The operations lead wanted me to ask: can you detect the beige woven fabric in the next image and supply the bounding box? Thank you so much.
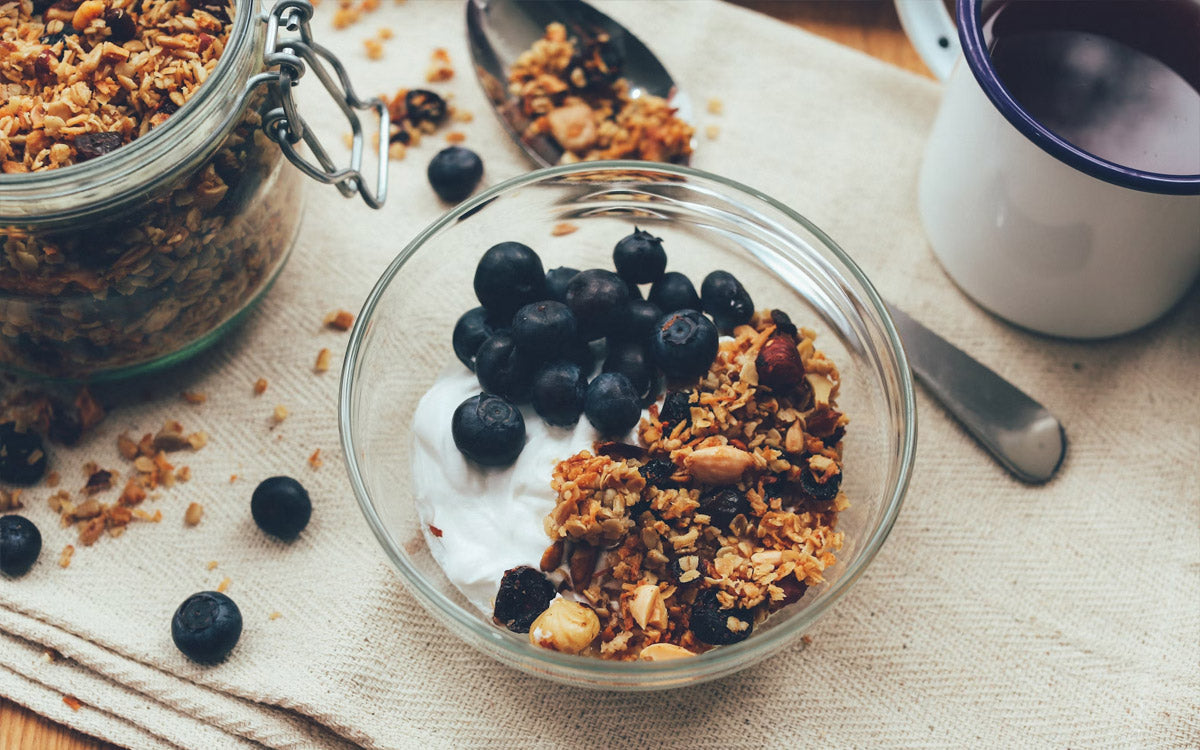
[2,1,1198,748]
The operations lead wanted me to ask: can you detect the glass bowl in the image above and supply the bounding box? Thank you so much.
[339,162,916,689]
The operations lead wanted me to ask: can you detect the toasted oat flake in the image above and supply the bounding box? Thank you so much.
[551,222,579,237]
[314,348,332,373]
[324,309,355,331]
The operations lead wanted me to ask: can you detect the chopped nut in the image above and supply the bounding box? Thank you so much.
[272,405,289,423]
[683,445,755,484]
[639,642,696,661]
[186,432,208,450]
[629,584,669,630]
[206,560,218,571]
[217,576,231,593]
[184,502,203,526]
[706,97,724,115]
[58,545,74,568]
[806,372,835,406]
[314,348,332,373]
[539,541,564,572]
[78,517,105,546]
[117,434,139,460]
[551,222,579,237]
[176,466,191,482]
[445,131,466,144]
[324,310,355,331]
[181,391,207,405]
[153,422,193,452]
[364,39,383,60]
[0,489,22,512]
[133,456,156,474]
[62,695,83,711]
[254,378,269,395]
[268,611,282,621]
[528,598,599,654]
[308,448,323,470]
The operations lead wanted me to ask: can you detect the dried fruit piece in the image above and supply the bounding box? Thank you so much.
[73,132,122,162]
[689,589,753,646]
[493,565,556,633]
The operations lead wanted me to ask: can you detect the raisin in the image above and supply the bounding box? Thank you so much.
[103,8,136,43]
[47,400,82,446]
[404,89,447,126]
[698,487,751,532]
[38,26,77,46]
[73,132,123,161]
[658,390,691,430]
[770,309,798,338]
[493,566,556,633]
[33,51,54,85]
[798,458,842,502]
[0,422,48,486]
[689,589,753,646]
[639,457,677,488]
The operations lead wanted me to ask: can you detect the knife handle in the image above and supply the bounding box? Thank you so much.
[885,304,1067,483]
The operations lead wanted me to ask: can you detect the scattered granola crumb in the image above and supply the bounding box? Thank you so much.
[181,391,207,405]
[206,560,219,571]
[184,502,204,526]
[314,348,332,373]
[428,524,443,538]
[117,434,139,460]
[269,611,282,621]
[254,378,269,396]
[45,471,59,488]
[308,448,323,470]
[75,388,105,431]
[551,222,579,237]
[40,648,60,663]
[801,634,814,645]
[83,469,115,495]
[426,47,454,82]
[377,26,393,39]
[705,125,720,140]
[272,405,289,424]
[62,695,82,711]
[707,97,724,115]
[324,310,355,331]
[187,431,208,450]
[453,109,474,123]
[217,576,231,593]
[364,38,384,60]
[58,545,74,568]
[445,131,466,144]
[0,489,22,511]
[229,474,238,484]
[176,466,191,482]
[387,142,407,160]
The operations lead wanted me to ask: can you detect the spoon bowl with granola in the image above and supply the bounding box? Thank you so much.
[340,162,915,689]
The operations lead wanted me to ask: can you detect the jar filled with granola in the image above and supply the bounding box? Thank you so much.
[0,0,387,379]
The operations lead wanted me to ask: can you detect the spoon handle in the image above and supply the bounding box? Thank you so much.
[885,303,1067,484]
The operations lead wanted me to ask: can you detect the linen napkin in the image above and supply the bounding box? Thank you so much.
[2,1,1197,748]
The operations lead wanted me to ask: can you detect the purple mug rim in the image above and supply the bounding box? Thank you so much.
[957,0,1200,196]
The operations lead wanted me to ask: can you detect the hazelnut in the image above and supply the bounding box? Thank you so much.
[629,584,669,630]
[639,643,696,661]
[529,598,600,654]
[683,445,755,484]
[755,335,805,389]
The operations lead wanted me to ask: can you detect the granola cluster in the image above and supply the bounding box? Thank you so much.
[536,311,848,659]
[506,22,693,164]
[0,0,305,378]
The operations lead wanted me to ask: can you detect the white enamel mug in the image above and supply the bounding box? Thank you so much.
[896,0,1200,339]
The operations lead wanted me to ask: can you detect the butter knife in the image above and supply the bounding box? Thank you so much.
[886,303,1067,483]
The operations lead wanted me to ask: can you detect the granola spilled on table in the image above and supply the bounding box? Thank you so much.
[506,22,693,164]
[517,310,848,660]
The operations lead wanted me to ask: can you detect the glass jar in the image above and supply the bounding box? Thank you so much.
[0,0,386,380]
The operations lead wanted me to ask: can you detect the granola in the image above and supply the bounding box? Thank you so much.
[536,311,847,659]
[506,23,693,164]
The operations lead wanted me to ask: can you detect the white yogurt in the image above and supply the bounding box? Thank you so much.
[410,364,637,616]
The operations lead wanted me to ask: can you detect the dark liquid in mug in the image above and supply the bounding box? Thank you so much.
[984,0,1200,175]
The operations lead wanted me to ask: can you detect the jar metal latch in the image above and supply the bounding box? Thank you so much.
[247,0,389,208]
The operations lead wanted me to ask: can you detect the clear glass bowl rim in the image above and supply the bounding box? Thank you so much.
[338,160,917,685]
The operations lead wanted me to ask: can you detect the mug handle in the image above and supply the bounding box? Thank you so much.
[893,0,960,81]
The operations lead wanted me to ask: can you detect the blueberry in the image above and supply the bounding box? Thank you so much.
[689,588,753,646]
[452,393,526,466]
[799,459,842,502]
[512,301,577,361]
[584,372,641,436]
[171,591,243,663]
[562,338,598,375]
[612,300,662,345]
[648,271,701,313]
[0,422,47,486]
[565,269,630,341]
[699,487,751,532]
[474,332,537,402]
[493,565,556,633]
[427,146,483,203]
[251,476,312,540]
[639,457,678,488]
[452,307,500,372]
[603,340,656,401]
[544,266,579,303]
[658,390,693,430]
[473,242,546,320]
[613,227,667,284]
[531,361,588,427]
[0,515,41,577]
[624,278,644,300]
[701,270,754,331]
[651,309,719,380]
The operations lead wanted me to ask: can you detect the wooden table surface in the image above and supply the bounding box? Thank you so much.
[0,3,931,748]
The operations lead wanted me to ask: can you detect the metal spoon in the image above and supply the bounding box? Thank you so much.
[465,0,1066,483]
[466,0,691,167]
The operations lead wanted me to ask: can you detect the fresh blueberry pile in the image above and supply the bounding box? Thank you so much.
[450,228,755,467]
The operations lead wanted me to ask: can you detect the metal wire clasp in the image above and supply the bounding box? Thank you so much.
[254,0,388,208]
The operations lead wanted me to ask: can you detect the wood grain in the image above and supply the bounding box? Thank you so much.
[0,2,927,748]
